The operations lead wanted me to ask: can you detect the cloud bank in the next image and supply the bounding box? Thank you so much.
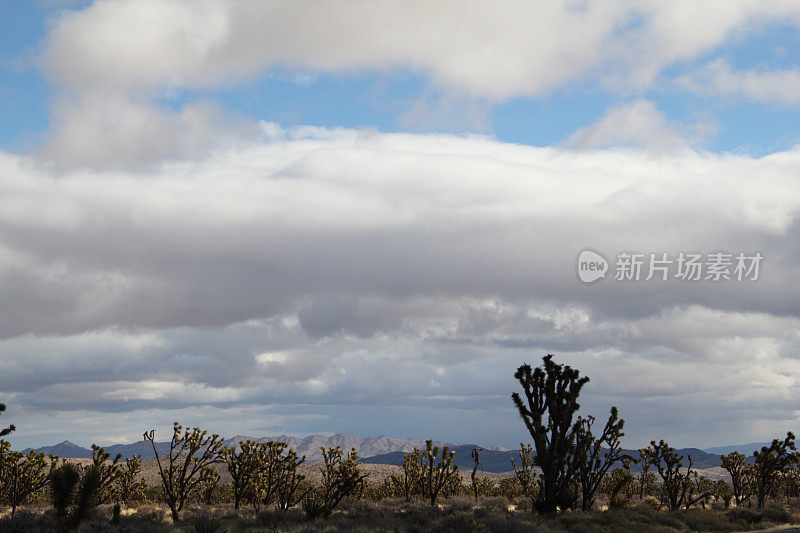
[2,126,800,447]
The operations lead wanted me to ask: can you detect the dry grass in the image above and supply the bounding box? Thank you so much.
[0,496,797,532]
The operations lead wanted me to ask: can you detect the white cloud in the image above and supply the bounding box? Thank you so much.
[676,59,800,105]
[44,1,800,99]
[37,0,800,167]
[564,99,693,150]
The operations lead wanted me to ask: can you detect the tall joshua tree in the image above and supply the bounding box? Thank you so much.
[512,354,628,513]
[512,354,588,514]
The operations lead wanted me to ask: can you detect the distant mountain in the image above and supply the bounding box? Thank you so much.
[24,440,93,458]
[224,434,449,462]
[364,445,521,473]
[22,435,722,470]
[23,439,172,460]
[703,442,770,457]
[22,434,504,462]
[363,445,725,473]
[103,440,172,459]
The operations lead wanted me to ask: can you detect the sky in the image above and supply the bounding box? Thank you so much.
[0,0,800,451]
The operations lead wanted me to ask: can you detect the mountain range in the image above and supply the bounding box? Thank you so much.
[363,446,728,473]
[22,434,770,473]
[23,434,506,462]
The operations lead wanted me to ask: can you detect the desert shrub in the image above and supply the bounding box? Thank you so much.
[50,463,80,517]
[49,463,109,529]
[430,511,487,533]
[191,511,224,533]
[362,478,394,501]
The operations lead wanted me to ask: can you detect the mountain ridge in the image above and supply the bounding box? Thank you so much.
[22,434,507,462]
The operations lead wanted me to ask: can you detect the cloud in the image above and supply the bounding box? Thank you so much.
[44,1,800,99]
[3,129,800,447]
[36,0,800,167]
[44,97,261,169]
[676,59,800,105]
[564,100,693,150]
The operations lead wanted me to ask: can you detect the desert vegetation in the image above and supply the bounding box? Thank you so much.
[1,355,800,531]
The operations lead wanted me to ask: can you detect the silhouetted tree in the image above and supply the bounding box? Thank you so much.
[470,447,482,502]
[422,440,458,507]
[224,440,263,510]
[721,451,753,506]
[511,354,588,513]
[641,439,710,511]
[752,432,797,509]
[575,407,631,510]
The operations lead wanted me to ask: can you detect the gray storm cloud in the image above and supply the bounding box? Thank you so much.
[2,127,800,447]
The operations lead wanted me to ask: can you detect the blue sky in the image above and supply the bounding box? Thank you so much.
[2,1,799,157]
[1,1,800,451]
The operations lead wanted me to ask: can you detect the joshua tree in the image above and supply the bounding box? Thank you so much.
[422,439,459,507]
[510,443,536,500]
[251,441,295,511]
[0,442,57,516]
[144,422,225,522]
[511,354,588,513]
[637,447,656,499]
[89,444,122,505]
[470,447,482,502]
[714,479,734,508]
[197,467,221,505]
[395,447,423,501]
[575,408,631,510]
[752,432,797,508]
[640,439,710,511]
[601,467,636,508]
[225,440,265,510]
[721,451,753,506]
[113,454,146,505]
[304,446,368,518]
[275,448,310,511]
